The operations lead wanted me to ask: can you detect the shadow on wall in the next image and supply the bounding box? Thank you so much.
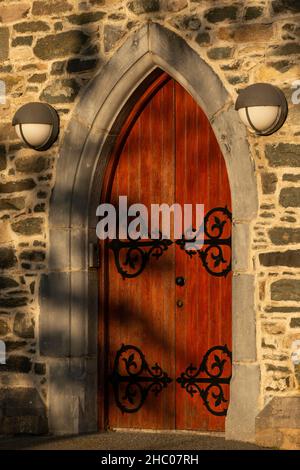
[0,3,113,436]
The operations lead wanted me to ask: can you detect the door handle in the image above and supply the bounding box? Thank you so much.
[176,276,185,286]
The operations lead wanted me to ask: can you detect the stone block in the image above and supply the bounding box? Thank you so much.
[40,272,71,357]
[12,36,33,47]
[20,250,45,262]
[161,0,188,12]
[48,228,87,272]
[245,6,264,20]
[66,58,99,73]
[0,3,30,23]
[270,42,300,55]
[0,276,18,289]
[256,396,300,449]
[0,319,9,336]
[0,28,9,61]
[283,174,300,182]
[15,156,50,173]
[218,24,273,42]
[32,0,72,16]
[34,362,46,375]
[0,179,36,193]
[207,47,234,60]
[34,31,89,60]
[227,75,248,85]
[226,363,260,442]
[51,61,66,75]
[2,355,32,373]
[232,274,256,361]
[40,270,88,358]
[205,6,238,23]
[195,32,210,45]
[5,341,27,352]
[259,250,300,268]
[261,172,277,194]
[265,305,300,313]
[28,73,47,83]
[13,313,34,339]
[104,24,126,53]
[272,0,300,14]
[0,388,48,435]
[280,187,300,208]
[265,144,300,167]
[268,59,291,72]
[0,145,6,171]
[11,217,44,236]
[47,357,97,435]
[271,279,300,301]
[290,318,300,328]
[171,14,201,31]
[269,227,300,245]
[232,222,250,272]
[127,0,160,14]
[0,297,28,308]
[40,79,80,104]
[13,21,50,33]
[68,11,105,25]
[0,248,17,269]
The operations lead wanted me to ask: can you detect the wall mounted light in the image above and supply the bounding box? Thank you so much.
[12,102,59,151]
[235,83,288,136]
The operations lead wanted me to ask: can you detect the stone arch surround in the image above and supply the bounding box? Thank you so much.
[40,23,259,442]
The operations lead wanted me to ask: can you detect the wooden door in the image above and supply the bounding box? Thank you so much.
[100,73,232,432]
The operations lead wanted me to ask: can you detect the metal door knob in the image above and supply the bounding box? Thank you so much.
[176,300,184,308]
[176,276,185,286]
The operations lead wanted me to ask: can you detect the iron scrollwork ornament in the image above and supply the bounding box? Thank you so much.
[176,207,232,277]
[108,233,173,279]
[176,345,232,416]
[110,344,172,413]
[108,207,231,279]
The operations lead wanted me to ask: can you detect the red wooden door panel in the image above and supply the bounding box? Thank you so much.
[174,82,232,432]
[106,78,176,430]
[101,74,232,432]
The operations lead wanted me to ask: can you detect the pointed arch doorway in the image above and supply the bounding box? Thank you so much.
[43,24,259,442]
[99,72,232,432]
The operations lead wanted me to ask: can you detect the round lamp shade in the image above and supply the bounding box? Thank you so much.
[235,83,288,136]
[12,102,59,151]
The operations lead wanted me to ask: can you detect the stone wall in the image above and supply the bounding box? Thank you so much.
[0,0,299,445]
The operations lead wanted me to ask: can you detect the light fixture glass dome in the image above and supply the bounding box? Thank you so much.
[12,102,59,151]
[15,123,53,149]
[238,105,280,133]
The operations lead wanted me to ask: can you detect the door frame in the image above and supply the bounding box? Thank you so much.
[41,23,259,442]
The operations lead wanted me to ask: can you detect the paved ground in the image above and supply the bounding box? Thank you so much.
[0,431,269,450]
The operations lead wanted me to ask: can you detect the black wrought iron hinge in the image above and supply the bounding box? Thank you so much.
[109,344,172,413]
[108,206,232,279]
[176,345,232,416]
